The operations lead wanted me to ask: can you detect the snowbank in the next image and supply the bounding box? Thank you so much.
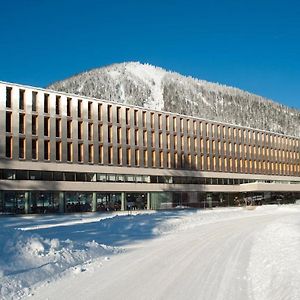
[248,214,300,300]
[0,205,299,299]
[0,226,119,299]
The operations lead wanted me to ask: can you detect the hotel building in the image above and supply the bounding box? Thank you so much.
[0,81,300,214]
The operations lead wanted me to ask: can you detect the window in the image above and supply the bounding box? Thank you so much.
[19,138,25,159]
[173,117,177,131]
[187,136,191,151]
[32,139,38,160]
[181,153,185,168]
[126,108,130,125]
[126,148,131,165]
[194,137,198,152]
[67,97,72,116]
[88,123,93,141]
[107,105,112,122]
[134,110,138,126]
[174,135,178,149]
[19,114,25,134]
[159,151,163,167]
[135,129,139,145]
[88,102,93,119]
[175,152,178,168]
[180,118,184,132]
[126,128,130,144]
[108,126,112,143]
[78,121,83,139]
[88,145,94,163]
[67,142,72,162]
[67,120,72,138]
[6,137,12,158]
[56,119,61,137]
[6,112,12,132]
[135,149,140,166]
[193,120,197,134]
[78,100,82,118]
[188,154,192,168]
[55,96,60,115]
[44,140,50,160]
[117,147,122,165]
[142,111,147,127]
[19,89,25,110]
[206,156,210,171]
[56,142,61,161]
[117,127,122,144]
[32,116,38,135]
[6,87,12,108]
[152,150,156,167]
[98,124,103,142]
[144,150,148,167]
[167,134,170,149]
[32,91,37,112]
[44,94,49,113]
[99,145,103,164]
[200,138,204,152]
[98,104,102,121]
[159,133,163,148]
[78,144,83,162]
[44,117,50,136]
[166,115,170,131]
[143,130,147,146]
[117,107,121,123]
[158,114,162,129]
[187,119,190,132]
[167,152,171,168]
[151,132,155,147]
[151,113,155,129]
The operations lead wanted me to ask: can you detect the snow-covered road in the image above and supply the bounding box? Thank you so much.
[25,206,300,300]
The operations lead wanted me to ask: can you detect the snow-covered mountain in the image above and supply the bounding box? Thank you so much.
[48,62,300,137]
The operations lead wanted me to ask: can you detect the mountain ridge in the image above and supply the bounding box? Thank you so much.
[48,62,300,137]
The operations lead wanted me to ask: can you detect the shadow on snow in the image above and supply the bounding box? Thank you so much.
[0,210,198,247]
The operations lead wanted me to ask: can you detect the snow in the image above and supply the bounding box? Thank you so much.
[0,206,300,299]
[124,62,166,110]
[107,62,167,110]
[248,213,300,300]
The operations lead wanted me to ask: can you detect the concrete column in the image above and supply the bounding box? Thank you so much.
[59,192,65,213]
[206,193,212,209]
[147,193,151,210]
[121,192,126,211]
[92,192,97,212]
[24,192,30,214]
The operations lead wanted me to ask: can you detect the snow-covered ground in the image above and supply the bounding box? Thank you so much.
[1,205,300,299]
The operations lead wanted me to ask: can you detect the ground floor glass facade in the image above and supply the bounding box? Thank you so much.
[0,190,299,214]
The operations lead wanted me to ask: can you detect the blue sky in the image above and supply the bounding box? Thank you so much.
[0,0,299,108]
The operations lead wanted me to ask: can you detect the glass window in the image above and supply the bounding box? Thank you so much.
[76,173,86,181]
[41,171,53,181]
[86,173,96,182]
[30,192,59,214]
[32,91,37,111]
[6,87,12,108]
[53,172,64,181]
[97,174,107,182]
[3,169,16,180]
[29,170,41,180]
[65,192,92,213]
[65,172,75,181]
[16,170,28,180]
